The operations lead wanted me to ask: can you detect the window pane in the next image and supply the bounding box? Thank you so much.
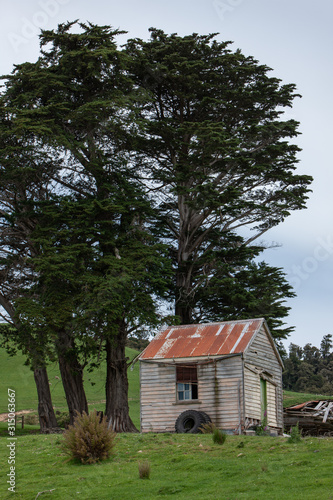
[177,382,198,401]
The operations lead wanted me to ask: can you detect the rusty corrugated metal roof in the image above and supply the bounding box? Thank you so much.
[285,401,317,411]
[140,318,264,360]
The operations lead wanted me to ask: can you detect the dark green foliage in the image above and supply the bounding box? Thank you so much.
[320,334,333,359]
[55,411,71,429]
[195,261,296,341]
[1,22,170,339]
[0,22,172,430]
[283,335,333,394]
[127,335,150,351]
[61,410,116,464]
[288,423,302,443]
[254,423,270,436]
[125,28,312,333]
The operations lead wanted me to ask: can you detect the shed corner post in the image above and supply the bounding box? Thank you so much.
[240,354,246,435]
[139,360,142,433]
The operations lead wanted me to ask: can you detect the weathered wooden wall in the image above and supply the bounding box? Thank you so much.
[243,325,283,429]
[140,356,244,433]
[243,365,261,421]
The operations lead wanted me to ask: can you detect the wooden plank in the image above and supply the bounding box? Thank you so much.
[323,402,333,423]
[314,401,326,411]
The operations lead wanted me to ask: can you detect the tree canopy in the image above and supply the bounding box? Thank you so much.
[125,28,312,328]
[283,335,333,394]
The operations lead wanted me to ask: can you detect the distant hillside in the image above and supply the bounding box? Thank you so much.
[0,347,140,416]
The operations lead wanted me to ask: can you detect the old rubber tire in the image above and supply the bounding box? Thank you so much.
[175,410,206,434]
[199,411,212,424]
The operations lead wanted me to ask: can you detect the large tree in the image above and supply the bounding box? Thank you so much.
[0,115,59,431]
[1,22,170,431]
[126,29,312,333]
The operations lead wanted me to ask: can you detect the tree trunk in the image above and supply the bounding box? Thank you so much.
[175,301,192,324]
[105,321,138,432]
[175,199,196,324]
[175,265,193,325]
[33,366,58,432]
[56,329,88,425]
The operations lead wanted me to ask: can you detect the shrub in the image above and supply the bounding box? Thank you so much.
[212,427,227,445]
[199,422,227,444]
[288,423,302,443]
[24,413,39,425]
[254,423,270,436]
[254,414,270,436]
[56,411,70,429]
[138,460,151,479]
[61,410,116,464]
[200,422,216,434]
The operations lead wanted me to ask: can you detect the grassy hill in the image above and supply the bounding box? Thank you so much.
[0,347,140,427]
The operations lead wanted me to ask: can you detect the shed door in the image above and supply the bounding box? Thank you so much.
[244,365,278,426]
[266,381,278,427]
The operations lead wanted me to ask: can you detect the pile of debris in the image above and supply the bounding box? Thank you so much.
[284,400,333,436]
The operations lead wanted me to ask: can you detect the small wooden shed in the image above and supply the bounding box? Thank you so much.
[139,318,284,434]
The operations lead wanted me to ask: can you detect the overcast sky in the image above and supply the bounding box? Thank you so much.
[1,0,332,351]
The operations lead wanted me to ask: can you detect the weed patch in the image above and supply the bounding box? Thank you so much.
[212,427,227,445]
[138,460,150,479]
[287,423,302,443]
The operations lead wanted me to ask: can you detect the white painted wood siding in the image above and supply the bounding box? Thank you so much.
[244,325,283,429]
[244,366,261,420]
[267,381,278,427]
[243,366,278,426]
[140,356,244,433]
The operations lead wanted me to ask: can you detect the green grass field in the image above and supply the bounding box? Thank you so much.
[0,348,332,499]
[1,430,333,499]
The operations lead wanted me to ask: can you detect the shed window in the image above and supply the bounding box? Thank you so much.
[176,365,198,401]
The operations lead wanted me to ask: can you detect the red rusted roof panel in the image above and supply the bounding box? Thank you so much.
[285,401,320,411]
[140,319,264,360]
